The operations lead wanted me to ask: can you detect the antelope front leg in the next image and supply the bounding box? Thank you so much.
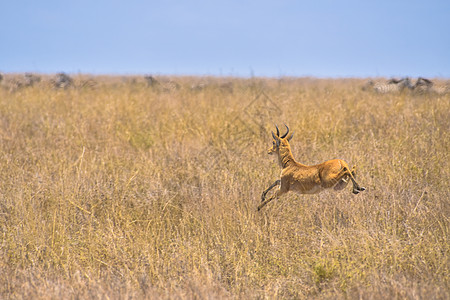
[261,179,280,202]
[258,193,277,211]
[258,187,286,211]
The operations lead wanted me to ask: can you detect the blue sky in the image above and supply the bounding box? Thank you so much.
[1,0,449,78]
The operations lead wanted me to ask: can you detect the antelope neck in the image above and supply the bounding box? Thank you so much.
[278,145,296,168]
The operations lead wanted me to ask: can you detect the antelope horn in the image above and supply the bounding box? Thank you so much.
[280,124,289,139]
[275,125,280,137]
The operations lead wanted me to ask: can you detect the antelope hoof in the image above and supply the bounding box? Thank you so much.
[359,187,366,192]
[352,189,360,195]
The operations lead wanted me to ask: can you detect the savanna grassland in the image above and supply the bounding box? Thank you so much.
[0,75,448,299]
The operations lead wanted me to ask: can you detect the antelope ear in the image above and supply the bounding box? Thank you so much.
[287,132,294,141]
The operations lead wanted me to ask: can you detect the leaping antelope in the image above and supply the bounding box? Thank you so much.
[258,125,366,211]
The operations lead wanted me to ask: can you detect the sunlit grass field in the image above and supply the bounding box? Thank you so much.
[0,76,448,299]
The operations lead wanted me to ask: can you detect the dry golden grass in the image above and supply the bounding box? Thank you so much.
[0,75,448,299]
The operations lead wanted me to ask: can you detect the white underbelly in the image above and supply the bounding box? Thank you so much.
[295,185,325,194]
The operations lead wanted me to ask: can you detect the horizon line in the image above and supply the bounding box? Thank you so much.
[1,70,449,80]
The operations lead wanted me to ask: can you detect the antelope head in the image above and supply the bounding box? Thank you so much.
[268,124,294,155]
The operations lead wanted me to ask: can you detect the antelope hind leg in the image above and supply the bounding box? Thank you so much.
[334,165,358,191]
[348,166,366,194]
[334,175,349,190]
